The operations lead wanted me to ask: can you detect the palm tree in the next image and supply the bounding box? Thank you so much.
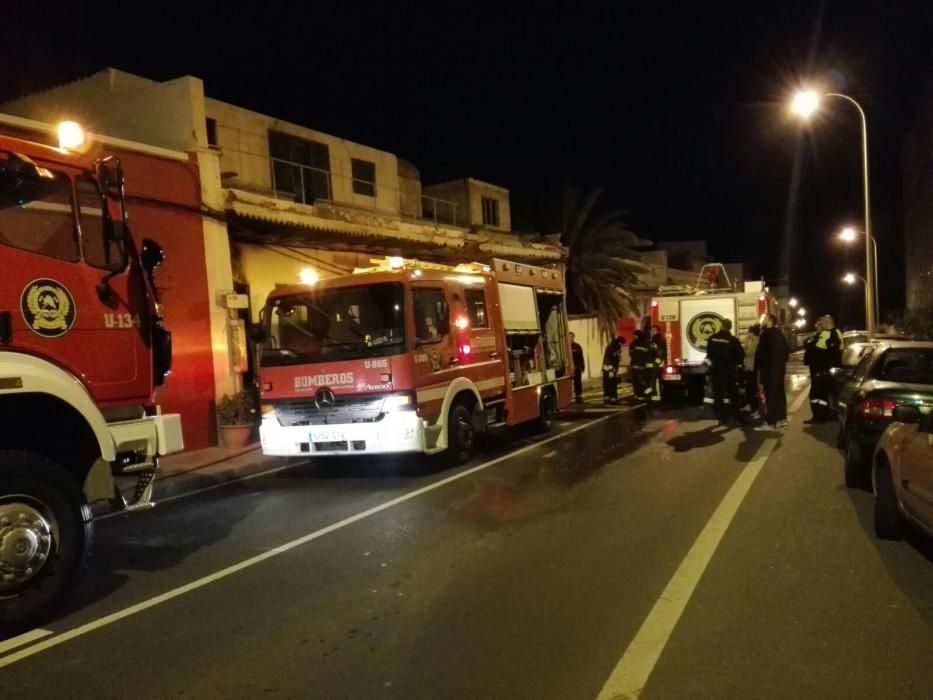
[523,187,648,338]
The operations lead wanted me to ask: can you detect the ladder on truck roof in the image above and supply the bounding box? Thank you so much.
[656,263,734,296]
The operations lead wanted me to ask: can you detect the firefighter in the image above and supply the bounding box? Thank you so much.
[805,315,843,424]
[631,330,659,404]
[706,318,745,425]
[650,325,667,402]
[601,336,624,405]
[754,313,789,430]
[569,332,586,404]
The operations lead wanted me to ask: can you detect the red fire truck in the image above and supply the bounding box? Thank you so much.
[649,264,776,401]
[257,257,572,463]
[0,126,182,629]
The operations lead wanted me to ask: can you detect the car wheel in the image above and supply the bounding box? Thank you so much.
[844,433,866,489]
[446,403,476,466]
[0,451,93,632]
[874,461,903,540]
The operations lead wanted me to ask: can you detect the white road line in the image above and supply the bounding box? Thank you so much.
[0,414,619,669]
[596,386,809,699]
[0,628,52,654]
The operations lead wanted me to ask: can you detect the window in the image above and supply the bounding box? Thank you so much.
[268,130,332,204]
[0,167,79,262]
[351,158,376,197]
[412,288,448,343]
[77,177,126,271]
[481,196,500,227]
[465,289,488,328]
[876,349,933,385]
[264,283,405,366]
[205,118,218,147]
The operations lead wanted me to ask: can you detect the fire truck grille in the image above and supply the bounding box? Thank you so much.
[274,396,385,427]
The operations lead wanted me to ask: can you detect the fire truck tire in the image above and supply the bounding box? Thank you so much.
[535,391,556,433]
[446,403,476,466]
[0,451,93,632]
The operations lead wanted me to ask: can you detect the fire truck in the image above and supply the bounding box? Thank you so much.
[256,257,572,463]
[0,125,182,629]
[649,264,776,402]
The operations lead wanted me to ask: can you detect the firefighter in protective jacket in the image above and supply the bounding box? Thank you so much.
[706,318,745,424]
[631,330,660,403]
[602,336,624,405]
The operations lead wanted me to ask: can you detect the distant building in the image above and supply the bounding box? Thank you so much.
[903,75,933,309]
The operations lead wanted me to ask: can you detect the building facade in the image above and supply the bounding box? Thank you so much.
[904,76,933,310]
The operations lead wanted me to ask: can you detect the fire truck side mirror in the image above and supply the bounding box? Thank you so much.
[140,238,165,273]
[248,325,267,344]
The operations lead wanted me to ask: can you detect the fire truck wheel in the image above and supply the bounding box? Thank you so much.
[0,451,93,631]
[446,403,476,466]
[535,391,556,433]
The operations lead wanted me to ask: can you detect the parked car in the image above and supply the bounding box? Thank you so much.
[837,341,933,488]
[843,330,870,349]
[830,341,878,418]
[872,403,933,539]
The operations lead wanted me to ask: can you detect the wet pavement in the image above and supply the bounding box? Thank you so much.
[3,384,933,698]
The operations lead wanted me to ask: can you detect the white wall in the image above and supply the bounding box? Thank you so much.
[568,316,630,381]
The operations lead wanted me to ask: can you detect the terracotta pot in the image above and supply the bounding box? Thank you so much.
[218,424,253,449]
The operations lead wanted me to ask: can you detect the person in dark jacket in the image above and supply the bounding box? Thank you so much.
[805,315,843,423]
[601,336,624,405]
[651,325,667,401]
[569,332,586,404]
[706,318,745,425]
[630,330,658,404]
[754,313,790,430]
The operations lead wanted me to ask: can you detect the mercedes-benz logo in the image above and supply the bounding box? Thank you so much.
[314,388,336,409]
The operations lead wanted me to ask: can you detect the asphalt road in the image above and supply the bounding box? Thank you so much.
[3,373,933,699]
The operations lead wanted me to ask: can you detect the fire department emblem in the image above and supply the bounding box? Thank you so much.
[20,279,76,338]
[686,311,724,352]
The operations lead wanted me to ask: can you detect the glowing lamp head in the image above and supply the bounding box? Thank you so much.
[839,227,858,243]
[460,344,472,357]
[797,308,806,317]
[299,267,319,285]
[388,256,404,269]
[842,272,857,285]
[790,90,820,119]
[651,300,659,308]
[788,297,798,308]
[454,316,469,330]
[57,121,85,150]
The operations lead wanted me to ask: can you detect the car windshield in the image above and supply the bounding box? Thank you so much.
[875,348,933,385]
[263,282,405,366]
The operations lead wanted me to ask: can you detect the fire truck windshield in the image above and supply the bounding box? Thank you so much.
[262,282,406,366]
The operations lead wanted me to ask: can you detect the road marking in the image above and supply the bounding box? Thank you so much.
[596,386,809,699]
[0,413,623,669]
[0,628,52,654]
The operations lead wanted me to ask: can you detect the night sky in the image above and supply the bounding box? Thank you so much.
[4,1,932,326]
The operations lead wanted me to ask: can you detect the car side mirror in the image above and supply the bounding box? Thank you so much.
[892,405,920,425]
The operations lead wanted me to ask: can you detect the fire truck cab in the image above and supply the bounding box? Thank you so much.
[0,128,182,629]
[649,264,776,402]
[257,257,573,463]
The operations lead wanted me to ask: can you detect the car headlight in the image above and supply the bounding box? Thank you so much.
[382,393,415,412]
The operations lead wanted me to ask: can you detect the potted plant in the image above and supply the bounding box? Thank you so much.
[216,390,257,449]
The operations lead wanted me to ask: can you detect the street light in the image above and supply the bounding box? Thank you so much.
[791,88,875,336]
[837,226,879,322]
[788,297,799,308]
[842,272,859,285]
[797,307,806,317]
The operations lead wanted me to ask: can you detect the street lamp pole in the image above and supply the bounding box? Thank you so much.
[827,93,875,336]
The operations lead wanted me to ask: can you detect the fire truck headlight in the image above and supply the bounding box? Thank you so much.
[260,404,276,419]
[58,121,85,150]
[382,393,415,412]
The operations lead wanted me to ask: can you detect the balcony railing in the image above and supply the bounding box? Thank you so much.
[216,146,460,227]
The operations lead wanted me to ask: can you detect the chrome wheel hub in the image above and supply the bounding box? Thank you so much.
[0,501,55,592]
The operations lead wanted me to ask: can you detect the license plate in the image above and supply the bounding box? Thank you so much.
[310,429,345,442]
[663,374,682,382]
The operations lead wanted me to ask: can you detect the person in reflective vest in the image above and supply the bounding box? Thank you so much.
[805,315,843,424]
[631,330,660,403]
[602,336,624,405]
[706,318,745,425]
